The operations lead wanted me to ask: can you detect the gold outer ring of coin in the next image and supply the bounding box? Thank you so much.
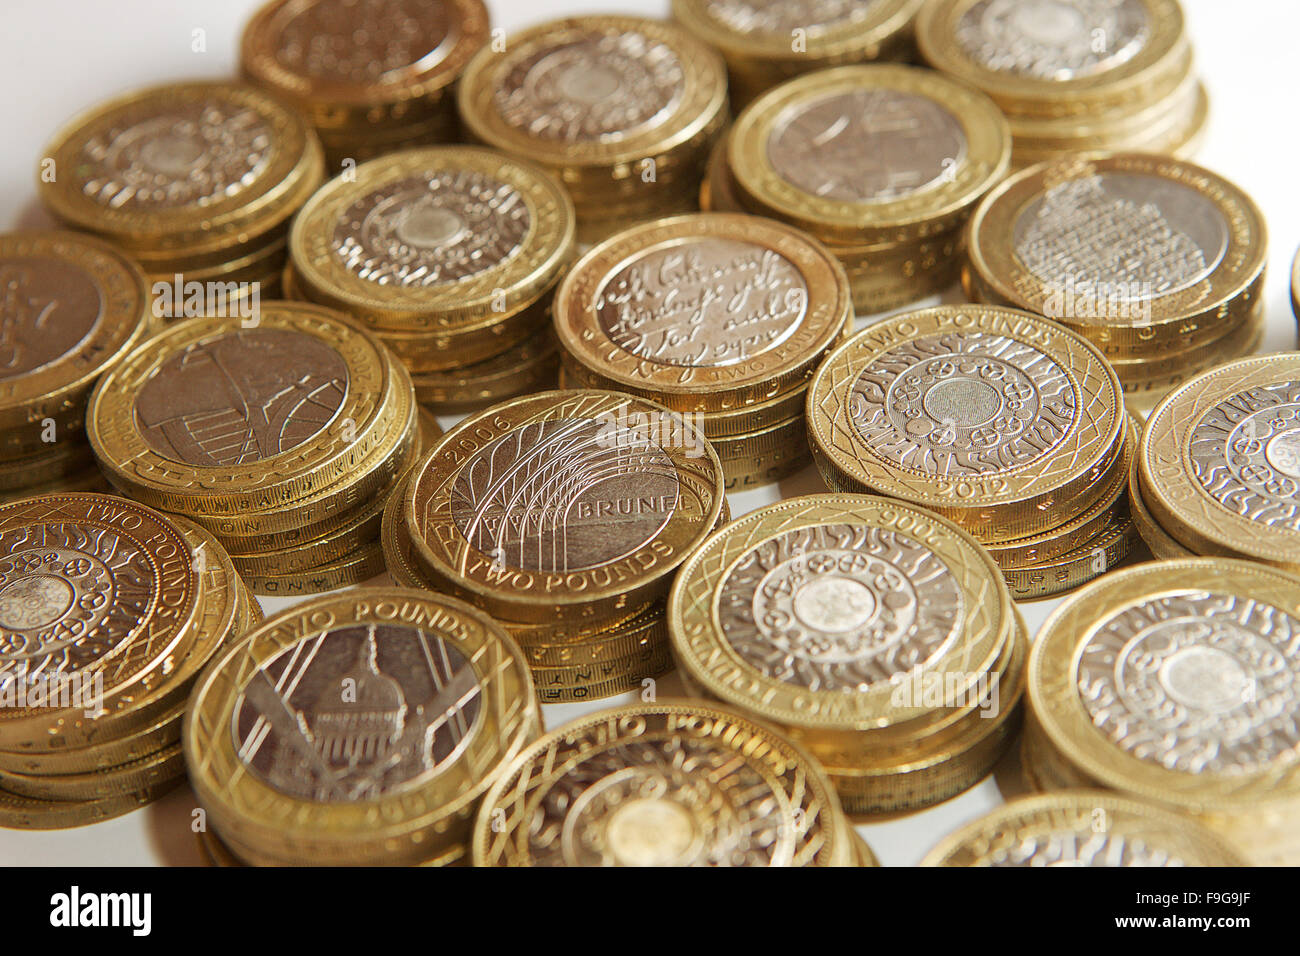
[456,16,728,187]
[1139,355,1300,570]
[709,414,810,492]
[241,538,386,596]
[727,64,1011,246]
[998,512,1138,602]
[415,332,561,413]
[290,146,575,330]
[1128,453,1194,559]
[0,493,202,752]
[988,416,1136,568]
[806,304,1125,542]
[0,232,152,441]
[553,212,853,413]
[669,493,1012,750]
[1028,559,1300,822]
[0,441,97,489]
[511,603,667,668]
[0,741,184,802]
[185,587,540,866]
[918,791,1250,867]
[915,0,1191,120]
[40,81,322,255]
[529,645,674,697]
[471,699,853,867]
[0,699,182,776]
[965,152,1268,353]
[1004,68,1202,143]
[87,302,411,534]
[240,0,490,130]
[405,389,726,625]
[0,778,184,830]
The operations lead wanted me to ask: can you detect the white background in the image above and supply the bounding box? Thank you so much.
[0,0,1295,866]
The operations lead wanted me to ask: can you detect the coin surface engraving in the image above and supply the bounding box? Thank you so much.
[767,89,967,203]
[704,0,877,35]
[0,258,102,380]
[133,329,349,466]
[232,623,483,801]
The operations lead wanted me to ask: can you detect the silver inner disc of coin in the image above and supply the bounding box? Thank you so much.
[767,88,967,203]
[0,256,104,381]
[954,0,1150,80]
[705,0,877,37]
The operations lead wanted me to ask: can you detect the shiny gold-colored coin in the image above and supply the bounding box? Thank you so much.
[241,538,386,596]
[0,232,152,458]
[966,152,1267,368]
[553,213,852,414]
[709,413,810,492]
[0,742,184,802]
[1029,559,1300,865]
[1139,354,1300,571]
[0,493,203,753]
[727,64,1011,246]
[916,0,1191,122]
[920,791,1249,866]
[999,512,1138,602]
[472,701,853,867]
[87,301,416,537]
[456,16,728,209]
[290,147,575,343]
[405,390,726,626]
[185,588,540,866]
[807,305,1125,542]
[240,0,490,132]
[0,777,183,830]
[1128,452,1194,559]
[413,329,561,414]
[39,81,322,260]
[672,0,923,107]
[0,701,182,777]
[669,493,1021,812]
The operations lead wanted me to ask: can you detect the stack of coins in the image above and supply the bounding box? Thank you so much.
[0,232,153,504]
[1026,560,1300,865]
[285,147,574,415]
[185,589,540,866]
[917,0,1206,167]
[552,213,854,490]
[241,0,489,171]
[390,390,727,703]
[708,65,1011,312]
[456,15,728,245]
[473,701,870,866]
[0,493,257,829]
[808,305,1137,600]
[920,792,1249,867]
[1134,355,1300,568]
[671,0,924,109]
[669,494,1026,815]
[39,81,323,311]
[966,153,1267,400]
[85,302,420,596]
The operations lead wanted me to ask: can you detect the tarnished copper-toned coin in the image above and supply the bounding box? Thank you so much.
[405,390,725,625]
[472,701,854,867]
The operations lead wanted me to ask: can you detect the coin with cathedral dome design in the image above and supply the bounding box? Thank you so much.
[184,588,538,866]
[1029,560,1300,828]
[39,81,321,259]
[552,213,851,413]
[0,232,151,455]
[668,494,1012,747]
[726,65,1010,245]
[916,0,1191,119]
[87,301,411,533]
[0,493,201,751]
[920,792,1249,866]
[472,701,853,867]
[290,147,574,332]
[405,390,725,625]
[807,305,1124,541]
[966,153,1267,358]
[1139,355,1300,570]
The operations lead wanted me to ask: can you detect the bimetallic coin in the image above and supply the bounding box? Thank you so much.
[1128,453,1193,559]
[727,65,1011,245]
[0,233,151,455]
[1140,355,1300,569]
[472,701,853,866]
[241,0,490,129]
[405,390,726,625]
[917,0,1191,120]
[185,588,540,866]
[807,305,1125,541]
[920,791,1249,866]
[0,777,183,830]
[553,213,852,413]
[999,512,1137,601]
[39,82,322,258]
[0,741,184,802]
[966,153,1267,358]
[290,147,575,331]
